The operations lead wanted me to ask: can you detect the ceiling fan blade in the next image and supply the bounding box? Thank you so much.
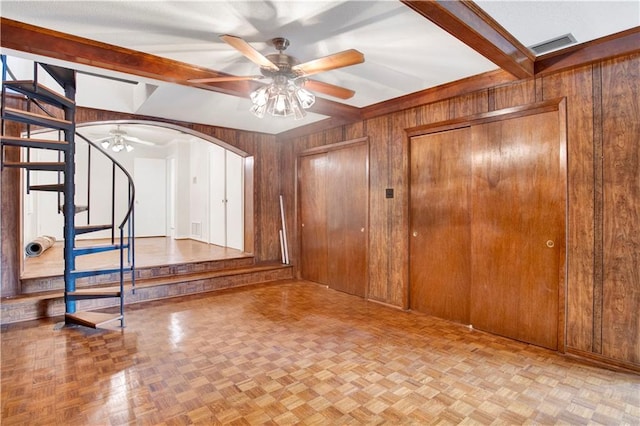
[220,34,279,71]
[188,75,264,84]
[292,49,364,77]
[124,136,155,146]
[304,79,355,100]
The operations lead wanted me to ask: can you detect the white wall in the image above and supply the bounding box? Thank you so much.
[22,126,244,252]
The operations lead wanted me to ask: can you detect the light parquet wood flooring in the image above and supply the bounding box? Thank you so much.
[21,237,250,279]
[2,280,639,425]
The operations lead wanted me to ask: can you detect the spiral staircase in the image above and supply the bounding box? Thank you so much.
[1,57,135,328]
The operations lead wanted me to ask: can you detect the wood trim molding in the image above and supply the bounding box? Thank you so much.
[401,0,535,79]
[362,68,517,120]
[406,97,565,137]
[535,26,640,75]
[298,136,369,157]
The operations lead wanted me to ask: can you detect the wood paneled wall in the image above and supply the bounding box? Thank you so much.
[0,98,24,297]
[278,53,640,370]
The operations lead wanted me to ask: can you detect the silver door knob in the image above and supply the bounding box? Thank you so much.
[546,240,554,248]
[360,227,365,232]
[412,231,418,237]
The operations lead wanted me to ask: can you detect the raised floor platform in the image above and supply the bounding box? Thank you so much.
[1,237,293,324]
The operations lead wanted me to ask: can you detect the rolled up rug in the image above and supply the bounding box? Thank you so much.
[25,235,56,257]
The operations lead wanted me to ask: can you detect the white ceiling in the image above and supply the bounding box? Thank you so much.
[1,1,639,136]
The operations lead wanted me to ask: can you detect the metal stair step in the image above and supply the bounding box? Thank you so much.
[70,267,129,279]
[2,107,74,131]
[1,135,69,151]
[67,286,122,299]
[2,80,75,109]
[59,205,88,214]
[28,184,64,192]
[73,244,128,256]
[65,311,123,329]
[75,224,113,235]
[3,161,65,171]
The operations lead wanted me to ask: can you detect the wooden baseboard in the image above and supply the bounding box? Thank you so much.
[565,347,640,374]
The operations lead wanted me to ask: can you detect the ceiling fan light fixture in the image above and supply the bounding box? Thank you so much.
[250,78,315,120]
[100,129,135,153]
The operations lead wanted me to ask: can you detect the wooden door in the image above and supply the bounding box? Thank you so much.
[410,127,472,323]
[299,153,329,284]
[327,143,368,297]
[470,110,564,350]
[209,144,226,246]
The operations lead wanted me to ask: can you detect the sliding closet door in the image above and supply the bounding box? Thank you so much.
[327,143,368,297]
[299,140,369,297]
[299,153,329,284]
[409,102,566,350]
[410,127,472,323]
[470,110,564,350]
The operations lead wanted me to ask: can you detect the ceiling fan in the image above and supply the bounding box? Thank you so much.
[189,35,364,119]
[94,125,154,153]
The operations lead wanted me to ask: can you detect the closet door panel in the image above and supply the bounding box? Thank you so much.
[299,153,329,284]
[327,143,368,297]
[470,111,562,350]
[410,127,472,323]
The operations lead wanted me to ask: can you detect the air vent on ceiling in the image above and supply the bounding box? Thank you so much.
[529,33,577,55]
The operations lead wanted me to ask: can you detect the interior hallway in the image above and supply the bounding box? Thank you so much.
[2,280,638,425]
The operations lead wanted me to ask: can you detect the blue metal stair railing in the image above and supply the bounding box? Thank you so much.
[1,56,135,326]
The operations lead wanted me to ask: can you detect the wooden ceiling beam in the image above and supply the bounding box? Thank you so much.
[0,17,361,120]
[401,0,534,79]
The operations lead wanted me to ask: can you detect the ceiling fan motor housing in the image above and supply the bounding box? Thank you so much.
[262,53,301,79]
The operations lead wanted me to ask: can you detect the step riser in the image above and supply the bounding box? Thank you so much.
[19,257,255,293]
[3,80,75,109]
[29,184,64,192]
[4,163,65,172]
[1,137,68,151]
[2,108,73,131]
[2,267,293,324]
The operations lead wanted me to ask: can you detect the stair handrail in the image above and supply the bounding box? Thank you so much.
[75,132,135,231]
[75,131,136,294]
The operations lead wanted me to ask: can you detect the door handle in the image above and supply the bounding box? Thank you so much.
[546,240,555,248]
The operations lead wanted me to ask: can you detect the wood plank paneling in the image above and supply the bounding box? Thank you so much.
[1,113,23,297]
[542,65,596,353]
[388,111,415,307]
[601,55,640,364]
[344,121,365,141]
[491,79,536,111]
[416,100,449,126]
[365,116,391,301]
[450,91,489,118]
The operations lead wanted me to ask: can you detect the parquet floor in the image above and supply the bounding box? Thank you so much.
[2,280,639,425]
